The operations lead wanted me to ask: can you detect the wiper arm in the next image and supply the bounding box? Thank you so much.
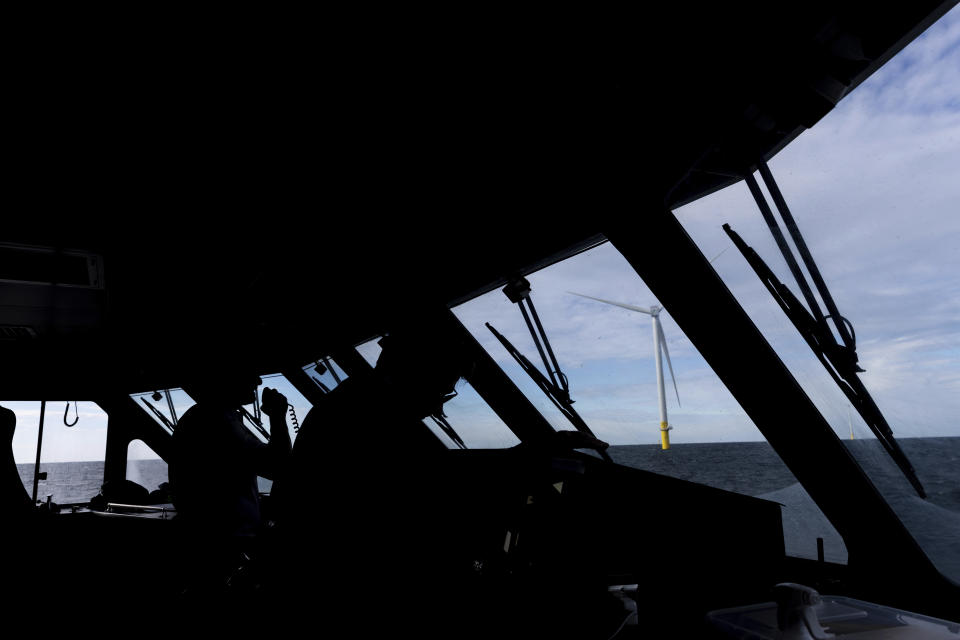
[486,322,611,462]
[723,223,925,498]
[140,397,175,433]
[239,406,272,442]
[502,277,574,404]
[757,162,858,354]
[429,412,467,449]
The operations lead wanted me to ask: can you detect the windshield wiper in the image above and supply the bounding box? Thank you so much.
[239,406,272,441]
[724,218,925,498]
[139,396,175,433]
[429,412,467,449]
[486,322,611,462]
[502,277,574,405]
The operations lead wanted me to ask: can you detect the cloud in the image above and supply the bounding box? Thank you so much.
[456,8,960,446]
[849,9,960,116]
[453,245,769,445]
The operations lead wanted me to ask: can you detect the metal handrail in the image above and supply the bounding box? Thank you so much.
[105,503,174,519]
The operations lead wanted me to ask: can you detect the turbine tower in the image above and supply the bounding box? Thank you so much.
[570,292,680,450]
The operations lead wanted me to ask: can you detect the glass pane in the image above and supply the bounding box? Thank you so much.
[7,401,39,466]
[6,400,109,505]
[302,357,348,392]
[253,373,311,492]
[130,388,195,433]
[9,401,44,499]
[672,7,959,577]
[424,379,521,450]
[356,338,383,368]
[453,297,584,435]
[126,439,169,501]
[255,373,309,444]
[453,244,847,563]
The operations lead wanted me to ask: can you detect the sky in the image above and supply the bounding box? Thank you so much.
[674,7,960,442]
[453,6,960,447]
[5,6,959,463]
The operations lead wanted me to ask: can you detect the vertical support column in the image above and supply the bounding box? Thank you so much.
[103,401,130,487]
[31,400,46,504]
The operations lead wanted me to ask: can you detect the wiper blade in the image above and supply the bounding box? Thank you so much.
[486,322,612,462]
[429,413,467,449]
[140,397,175,433]
[757,162,859,354]
[239,406,272,442]
[724,223,925,498]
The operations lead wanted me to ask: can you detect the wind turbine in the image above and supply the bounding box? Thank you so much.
[569,292,681,450]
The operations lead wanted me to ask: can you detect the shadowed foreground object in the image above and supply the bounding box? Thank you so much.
[2,3,958,636]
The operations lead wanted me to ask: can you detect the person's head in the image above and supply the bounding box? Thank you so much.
[185,371,262,407]
[374,309,475,420]
[182,350,262,407]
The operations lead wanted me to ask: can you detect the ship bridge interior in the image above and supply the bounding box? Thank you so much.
[3,3,958,637]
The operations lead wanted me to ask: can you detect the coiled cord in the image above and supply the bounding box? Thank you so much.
[288,404,300,434]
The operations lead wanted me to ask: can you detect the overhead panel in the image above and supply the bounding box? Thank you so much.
[0,243,106,339]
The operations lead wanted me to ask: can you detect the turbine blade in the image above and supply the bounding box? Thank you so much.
[709,247,729,264]
[568,292,652,315]
[657,319,681,407]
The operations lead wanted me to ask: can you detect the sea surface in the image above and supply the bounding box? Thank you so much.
[16,437,960,579]
[606,438,960,577]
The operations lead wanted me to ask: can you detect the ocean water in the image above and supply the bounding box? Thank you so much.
[607,438,960,577]
[17,459,170,505]
[843,437,960,582]
[606,438,960,512]
[15,438,960,578]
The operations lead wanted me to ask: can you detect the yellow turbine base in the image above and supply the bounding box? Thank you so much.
[660,422,671,450]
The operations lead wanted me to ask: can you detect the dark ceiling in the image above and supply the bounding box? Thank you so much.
[2,2,954,396]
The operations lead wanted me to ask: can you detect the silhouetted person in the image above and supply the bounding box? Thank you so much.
[1,405,34,518]
[269,311,474,630]
[168,367,291,605]
[2,405,44,620]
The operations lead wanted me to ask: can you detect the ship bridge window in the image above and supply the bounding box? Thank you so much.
[251,372,312,493]
[130,374,312,495]
[673,5,959,582]
[7,400,109,506]
[126,439,168,500]
[302,357,349,392]
[453,246,848,565]
[356,338,383,368]
[422,379,520,450]
[253,373,310,443]
[130,388,195,434]
[348,337,519,449]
